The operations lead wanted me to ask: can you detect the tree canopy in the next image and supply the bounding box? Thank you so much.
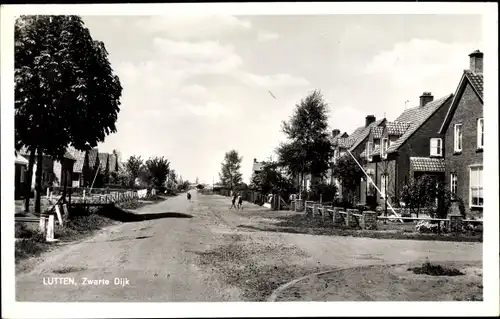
[15,15,122,212]
[145,156,170,188]
[276,90,333,192]
[219,149,243,190]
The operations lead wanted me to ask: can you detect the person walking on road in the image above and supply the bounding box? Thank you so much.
[237,194,243,210]
[187,192,191,201]
[229,192,238,209]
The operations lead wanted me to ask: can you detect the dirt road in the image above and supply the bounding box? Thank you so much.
[16,190,482,301]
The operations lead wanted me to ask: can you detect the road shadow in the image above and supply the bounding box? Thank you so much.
[98,206,193,222]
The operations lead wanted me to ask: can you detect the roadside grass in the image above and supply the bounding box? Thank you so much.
[274,262,483,301]
[196,233,322,301]
[15,196,168,265]
[237,211,483,243]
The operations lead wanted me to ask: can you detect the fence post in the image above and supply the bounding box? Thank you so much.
[448,214,463,234]
[346,209,359,228]
[295,199,304,212]
[361,211,377,230]
[333,208,344,226]
[46,214,55,241]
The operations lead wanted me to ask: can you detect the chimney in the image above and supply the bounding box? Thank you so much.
[419,92,434,107]
[254,158,257,163]
[469,49,483,74]
[365,115,376,128]
[332,129,340,138]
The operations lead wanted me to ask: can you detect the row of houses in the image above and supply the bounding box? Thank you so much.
[325,50,484,217]
[14,146,124,199]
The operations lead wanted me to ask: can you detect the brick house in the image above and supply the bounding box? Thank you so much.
[438,50,483,217]
[329,115,385,203]
[359,92,453,208]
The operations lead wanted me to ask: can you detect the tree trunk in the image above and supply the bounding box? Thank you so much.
[24,148,36,212]
[34,149,43,214]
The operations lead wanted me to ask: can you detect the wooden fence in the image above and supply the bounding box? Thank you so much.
[300,200,482,234]
[15,187,157,242]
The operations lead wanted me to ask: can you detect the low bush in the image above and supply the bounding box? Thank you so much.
[408,261,464,276]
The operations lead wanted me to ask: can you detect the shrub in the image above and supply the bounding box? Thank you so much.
[15,237,49,261]
[408,261,464,276]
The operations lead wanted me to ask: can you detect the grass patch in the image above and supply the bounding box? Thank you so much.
[52,266,87,274]
[274,263,482,301]
[242,212,483,243]
[15,235,49,262]
[408,261,465,276]
[55,212,115,242]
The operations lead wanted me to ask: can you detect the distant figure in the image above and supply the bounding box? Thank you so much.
[237,194,243,210]
[187,192,191,201]
[229,192,238,209]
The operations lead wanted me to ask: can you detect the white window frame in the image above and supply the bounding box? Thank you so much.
[430,138,443,157]
[454,123,462,152]
[366,142,373,161]
[380,174,387,200]
[477,118,484,149]
[450,173,458,200]
[469,165,483,208]
[381,138,388,159]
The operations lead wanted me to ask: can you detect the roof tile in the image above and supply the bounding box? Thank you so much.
[66,148,86,173]
[387,94,453,153]
[410,157,445,172]
[386,122,411,136]
[465,70,483,99]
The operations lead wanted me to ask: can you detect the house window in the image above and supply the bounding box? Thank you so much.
[454,124,462,152]
[477,118,484,149]
[430,138,443,156]
[381,138,389,158]
[380,174,387,200]
[366,142,373,159]
[450,173,458,199]
[469,166,483,207]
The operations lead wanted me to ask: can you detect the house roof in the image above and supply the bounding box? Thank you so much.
[108,154,117,172]
[387,94,453,154]
[88,149,99,168]
[330,132,349,146]
[386,122,411,136]
[66,148,86,173]
[349,118,385,152]
[439,70,484,134]
[18,146,76,161]
[372,127,384,139]
[410,157,446,173]
[15,154,29,165]
[98,153,109,171]
[465,70,483,99]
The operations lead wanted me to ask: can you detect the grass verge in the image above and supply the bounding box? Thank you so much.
[274,262,482,301]
[238,212,483,243]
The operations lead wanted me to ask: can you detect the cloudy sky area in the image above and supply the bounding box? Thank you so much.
[81,15,483,184]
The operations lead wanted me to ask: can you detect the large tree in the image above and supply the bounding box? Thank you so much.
[250,161,293,195]
[276,90,333,196]
[145,156,170,188]
[124,155,143,187]
[219,150,243,190]
[331,153,365,205]
[15,15,122,213]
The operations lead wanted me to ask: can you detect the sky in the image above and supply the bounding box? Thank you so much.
[81,14,483,185]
